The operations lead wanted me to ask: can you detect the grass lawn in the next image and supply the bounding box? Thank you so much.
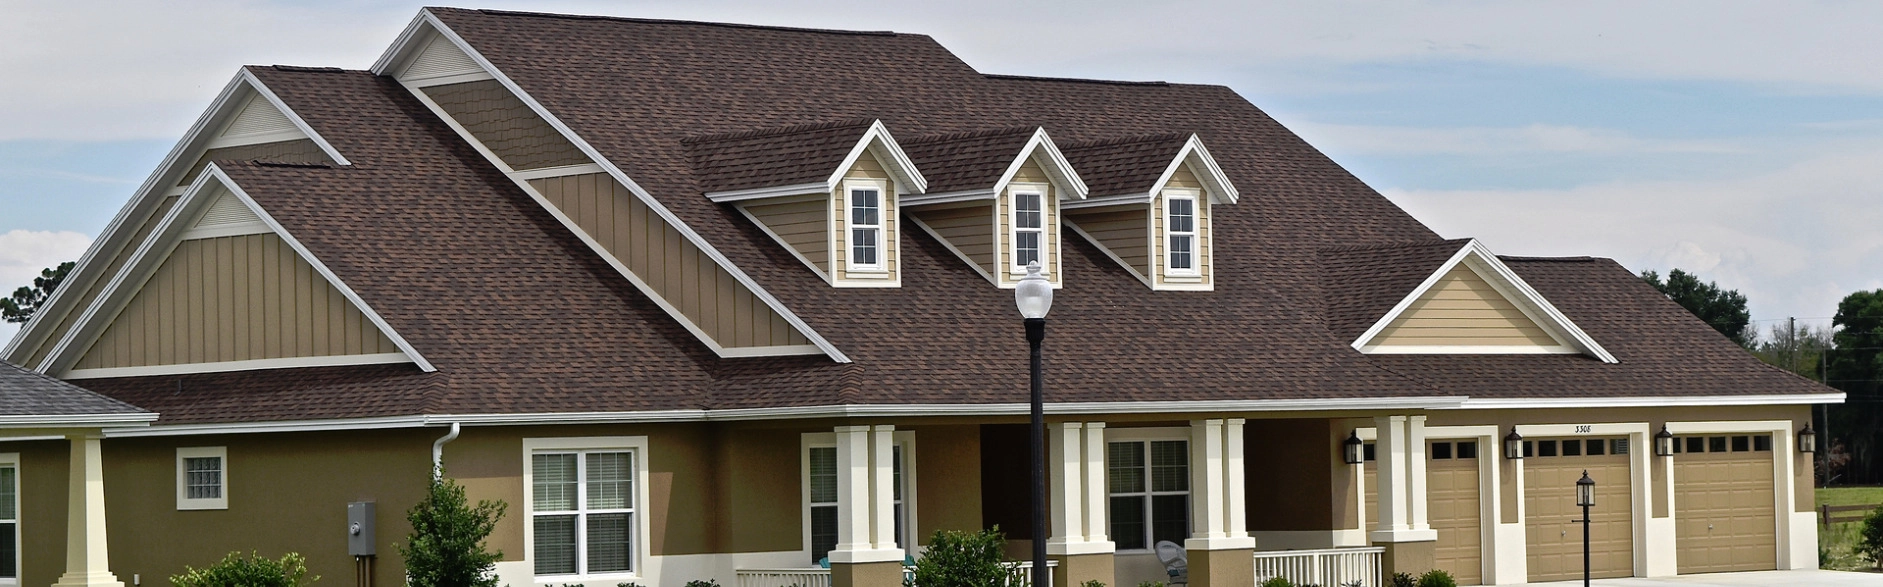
[1818,486,1883,571]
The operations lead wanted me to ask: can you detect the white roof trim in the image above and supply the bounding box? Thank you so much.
[1350,239,1618,363]
[397,11,850,363]
[826,120,928,196]
[901,188,997,207]
[35,166,433,376]
[0,413,157,429]
[705,182,827,203]
[1451,393,1844,410]
[1147,134,1237,204]
[991,128,1089,201]
[1061,192,1152,210]
[62,352,412,380]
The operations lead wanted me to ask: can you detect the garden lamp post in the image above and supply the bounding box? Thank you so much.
[1015,261,1053,587]
[1576,471,1595,587]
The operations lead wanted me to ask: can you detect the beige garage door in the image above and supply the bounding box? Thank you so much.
[1524,437,1633,582]
[1429,440,1483,585]
[1674,434,1777,574]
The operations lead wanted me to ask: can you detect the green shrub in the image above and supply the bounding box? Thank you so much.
[683,581,721,587]
[1861,504,1883,567]
[1134,582,1167,587]
[911,527,1017,587]
[1259,577,1295,587]
[171,551,317,587]
[1415,570,1456,587]
[1080,581,1106,587]
[1389,572,1416,587]
[399,472,508,587]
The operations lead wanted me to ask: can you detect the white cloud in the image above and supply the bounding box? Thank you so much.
[1382,149,1883,322]
[1290,123,1744,156]
[0,229,93,349]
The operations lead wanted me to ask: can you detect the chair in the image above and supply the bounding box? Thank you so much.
[1154,540,1188,586]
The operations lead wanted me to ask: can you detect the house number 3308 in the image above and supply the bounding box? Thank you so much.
[1574,425,1593,433]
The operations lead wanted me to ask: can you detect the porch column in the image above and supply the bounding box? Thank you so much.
[1048,422,1114,587]
[53,432,124,587]
[1186,419,1254,587]
[1369,415,1436,579]
[831,426,901,587]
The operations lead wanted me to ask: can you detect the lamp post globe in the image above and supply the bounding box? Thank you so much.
[1015,261,1051,587]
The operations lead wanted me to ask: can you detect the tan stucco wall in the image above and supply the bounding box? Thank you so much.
[5,439,69,587]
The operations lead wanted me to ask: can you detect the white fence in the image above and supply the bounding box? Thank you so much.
[735,560,1053,587]
[1252,547,1385,587]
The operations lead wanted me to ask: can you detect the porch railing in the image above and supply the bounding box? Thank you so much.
[735,560,1054,587]
[1252,546,1385,587]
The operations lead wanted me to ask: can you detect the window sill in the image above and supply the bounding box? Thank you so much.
[845,270,891,279]
[1162,274,1203,283]
[533,571,641,585]
[177,500,228,511]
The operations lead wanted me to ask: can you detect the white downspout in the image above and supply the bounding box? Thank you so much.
[432,421,460,480]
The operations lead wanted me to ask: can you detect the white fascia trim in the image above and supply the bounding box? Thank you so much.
[1062,221,1151,287]
[1450,393,1845,410]
[1061,192,1151,210]
[402,71,496,88]
[238,68,351,166]
[734,205,832,284]
[826,120,928,196]
[991,128,1089,200]
[62,352,412,380]
[1360,345,1582,355]
[106,414,434,438]
[0,413,157,428]
[900,189,996,208]
[205,129,308,150]
[716,345,826,358]
[417,12,850,363]
[369,11,433,75]
[705,182,827,203]
[179,221,273,241]
[1147,135,1237,205]
[905,215,996,285]
[1350,239,1618,363]
[511,163,607,181]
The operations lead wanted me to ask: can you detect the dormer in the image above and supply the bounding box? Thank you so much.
[689,119,926,288]
[1061,134,1237,291]
[900,127,1088,288]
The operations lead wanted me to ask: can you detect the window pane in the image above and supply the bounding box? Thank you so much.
[1016,194,1042,228]
[852,190,879,225]
[1108,442,1145,494]
[533,514,577,575]
[587,512,633,572]
[1431,442,1452,460]
[186,457,222,499]
[1755,435,1773,451]
[811,505,839,564]
[533,454,578,512]
[1538,440,1557,457]
[1016,231,1041,266]
[1685,437,1705,453]
[1169,199,1194,232]
[1733,436,1751,452]
[1150,441,1188,492]
[587,452,633,510]
[1109,495,1146,551]
[852,228,878,265]
[0,467,14,520]
[1169,235,1193,270]
[1150,494,1189,546]
[1587,439,1605,456]
[1456,441,1478,459]
[0,521,12,578]
[1709,437,1728,453]
[810,447,838,504]
[1614,438,1629,455]
[1562,440,1581,456]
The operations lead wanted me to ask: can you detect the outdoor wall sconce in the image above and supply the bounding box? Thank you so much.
[1343,430,1364,465]
[1654,424,1675,457]
[1504,428,1524,460]
[1799,423,1817,453]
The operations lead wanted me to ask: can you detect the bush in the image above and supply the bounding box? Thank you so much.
[683,581,720,587]
[399,472,508,587]
[910,527,1017,587]
[1389,572,1416,587]
[171,551,317,587]
[1134,582,1166,587]
[1415,570,1456,587]
[1861,504,1883,567]
[1081,581,1106,587]
[1259,577,1295,587]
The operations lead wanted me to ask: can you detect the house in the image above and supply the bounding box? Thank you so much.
[0,7,1840,587]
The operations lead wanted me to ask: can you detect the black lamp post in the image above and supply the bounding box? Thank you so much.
[1799,423,1818,453]
[1015,261,1053,587]
[1654,425,1675,457]
[1576,471,1595,587]
[1343,430,1364,465]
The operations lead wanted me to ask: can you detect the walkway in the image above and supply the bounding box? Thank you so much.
[1510,570,1883,587]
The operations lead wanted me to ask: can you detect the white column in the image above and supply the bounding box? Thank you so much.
[1407,416,1429,531]
[53,433,124,587]
[833,425,873,555]
[870,425,899,553]
[1374,416,1409,533]
[1049,423,1084,549]
[1224,418,1248,539]
[1189,419,1226,540]
[1082,423,1110,546]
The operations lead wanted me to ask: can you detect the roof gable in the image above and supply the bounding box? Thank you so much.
[1351,240,1617,362]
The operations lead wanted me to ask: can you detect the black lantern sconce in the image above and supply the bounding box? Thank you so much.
[1343,430,1364,465]
[1799,423,1817,454]
[1503,428,1524,460]
[1654,425,1675,457]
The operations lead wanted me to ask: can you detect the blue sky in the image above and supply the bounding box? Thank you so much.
[3,0,1880,344]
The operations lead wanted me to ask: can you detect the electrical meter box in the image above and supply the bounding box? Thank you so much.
[347,501,376,556]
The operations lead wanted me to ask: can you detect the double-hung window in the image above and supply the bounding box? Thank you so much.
[1163,191,1199,276]
[176,447,227,510]
[1011,189,1045,272]
[1,456,16,584]
[1108,439,1189,551]
[848,184,885,272]
[528,438,643,579]
[805,435,912,564]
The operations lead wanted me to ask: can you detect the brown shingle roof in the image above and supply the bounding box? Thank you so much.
[0,360,148,417]
[684,118,876,193]
[901,127,1037,193]
[1059,134,1190,198]
[1319,240,1471,343]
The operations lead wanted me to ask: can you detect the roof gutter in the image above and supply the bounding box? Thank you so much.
[0,412,159,429]
[1449,392,1846,410]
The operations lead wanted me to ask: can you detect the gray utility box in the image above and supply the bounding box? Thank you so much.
[347,501,376,556]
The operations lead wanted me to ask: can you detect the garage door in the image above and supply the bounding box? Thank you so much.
[1524,437,1633,582]
[1429,440,1483,585]
[1673,434,1777,574]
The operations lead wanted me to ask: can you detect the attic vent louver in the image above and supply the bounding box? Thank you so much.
[402,36,484,81]
[196,193,262,228]
[222,96,298,138]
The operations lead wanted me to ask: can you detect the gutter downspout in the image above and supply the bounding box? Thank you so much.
[431,421,460,481]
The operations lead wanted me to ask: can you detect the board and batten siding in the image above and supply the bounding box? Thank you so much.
[178,140,331,187]
[1150,166,1212,287]
[832,153,899,283]
[22,196,180,368]
[1370,264,1561,347]
[743,194,831,274]
[909,202,996,277]
[73,232,398,370]
[996,160,1061,285]
[529,173,810,348]
[1065,205,1150,278]
[421,80,592,171]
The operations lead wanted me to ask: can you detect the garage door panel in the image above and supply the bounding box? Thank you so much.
[1524,438,1633,583]
[1674,438,1776,575]
[1428,441,1481,586]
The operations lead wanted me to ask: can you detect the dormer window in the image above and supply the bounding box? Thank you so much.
[849,181,886,272]
[1011,189,1046,272]
[900,127,1088,288]
[1164,190,1198,276]
[1061,133,1237,291]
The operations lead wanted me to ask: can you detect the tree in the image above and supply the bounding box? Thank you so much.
[1828,290,1883,482]
[1752,321,1835,381]
[1639,268,1752,346]
[0,261,75,324]
[399,472,506,587]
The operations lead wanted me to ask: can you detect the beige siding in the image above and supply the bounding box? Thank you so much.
[996,159,1060,285]
[178,140,330,187]
[743,194,831,274]
[1065,205,1150,277]
[73,232,398,370]
[530,173,809,348]
[422,80,592,171]
[909,202,996,276]
[1151,165,1212,287]
[1372,264,1561,347]
[832,153,899,283]
[23,196,180,368]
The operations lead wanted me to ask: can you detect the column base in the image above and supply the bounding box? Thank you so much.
[1049,552,1114,587]
[1375,540,1437,581]
[831,560,903,587]
[52,571,125,587]
[1186,547,1254,587]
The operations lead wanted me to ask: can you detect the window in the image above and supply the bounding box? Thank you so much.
[804,434,913,565]
[808,446,838,564]
[1163,191,1198,275]
[848,184,885,272]
[1,456,16,583]
[1108,439,1188,551]
[176,447,227,510]
[1011,189,1045,272]
[525,437,644,580]
[1456,441,1478,459]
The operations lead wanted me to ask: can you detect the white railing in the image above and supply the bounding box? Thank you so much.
[1252,546,1385,587]
[736,560,1054,587]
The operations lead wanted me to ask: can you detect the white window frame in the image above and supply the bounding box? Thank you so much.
[522,436,650,583]
[801,431,917,563]
[1008,184,1049,276]
[1162,189,1201,277]
[176,446,228,510]
[844,179,889,275]
[1104,427,1191,554]
[0,452,18,586]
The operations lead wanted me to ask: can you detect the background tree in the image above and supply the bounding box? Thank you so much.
[0,261,75,324]
[1640,268,1753,346]
[1828,290,1883,483]
[1752,322,1835,381]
